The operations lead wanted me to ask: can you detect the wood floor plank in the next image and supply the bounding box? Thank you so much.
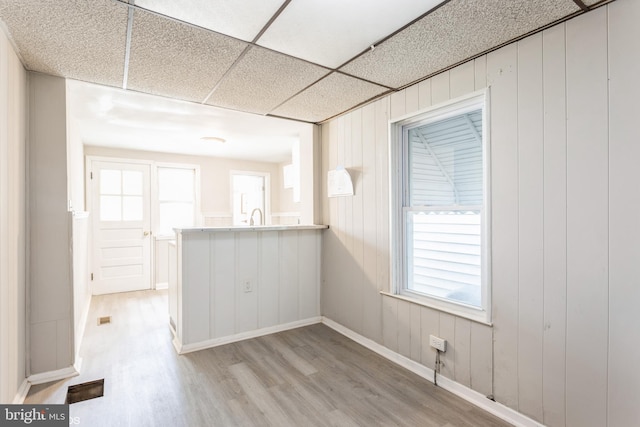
[25,290,511,427]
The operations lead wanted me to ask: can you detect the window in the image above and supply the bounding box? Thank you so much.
[99,169,144,221]
[231,172,269,226]
[157,166,196,235]
[390,91,490,323]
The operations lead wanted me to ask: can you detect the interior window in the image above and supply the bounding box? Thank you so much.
[157,167,195,235]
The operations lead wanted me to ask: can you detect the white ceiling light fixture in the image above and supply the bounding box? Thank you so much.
[200,136,227,143]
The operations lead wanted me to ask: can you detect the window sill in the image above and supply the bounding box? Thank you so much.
[379,291,492,326]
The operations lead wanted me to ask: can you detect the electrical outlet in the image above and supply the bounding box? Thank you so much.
[243,280,252,293]
[429,335,447,352]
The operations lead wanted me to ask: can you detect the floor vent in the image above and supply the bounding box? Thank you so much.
[97,316,111,325]
[65,379,104,404]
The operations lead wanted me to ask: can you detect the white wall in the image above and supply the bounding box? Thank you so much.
[0,28,27,403]
[71,212,90,366]
[299,125,322,225]
[66,115,85,212]
[28,72,73,375]
[84,145,289,223]
[275,160,301,225]
[320,1,640,426]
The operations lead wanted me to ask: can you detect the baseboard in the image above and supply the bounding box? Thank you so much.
[12,379,30,404]
[155,282,168,290]
[321,317,544,427]
[27,365,79,386]
[176,317,323,354]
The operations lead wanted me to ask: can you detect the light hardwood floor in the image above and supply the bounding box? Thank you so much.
[26,290,510,426]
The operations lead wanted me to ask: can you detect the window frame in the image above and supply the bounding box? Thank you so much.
[154,162,201,237]
[389,89,492,324]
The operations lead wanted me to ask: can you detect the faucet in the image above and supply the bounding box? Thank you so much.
[249,208,263,226]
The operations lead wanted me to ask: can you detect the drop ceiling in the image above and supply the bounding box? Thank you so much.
[0,0,605,125]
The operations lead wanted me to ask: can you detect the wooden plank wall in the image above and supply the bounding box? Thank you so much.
[607,1,640,426]
[180,230,321,346]
[0,28,27,403]
[320,1,639,425]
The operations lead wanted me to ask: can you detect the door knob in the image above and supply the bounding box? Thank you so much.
[143,231,150,236]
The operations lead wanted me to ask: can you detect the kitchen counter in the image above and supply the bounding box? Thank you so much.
[174,224,328,233]
[169,225,325,354]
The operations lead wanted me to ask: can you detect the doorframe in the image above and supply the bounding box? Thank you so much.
[154,161,203,236]
[86,156,203,293]
[230,170,271,226]
[86,156,154,294]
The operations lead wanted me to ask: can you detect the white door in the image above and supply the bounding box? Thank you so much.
[90,161,151,294]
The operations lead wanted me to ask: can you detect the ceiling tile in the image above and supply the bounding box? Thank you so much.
[206,46,330,115]
[0,0,128,86]
[270,73,389,123]
[134,0,284,42]
[257,0,446,69]
[127,9,248,103]
[340,0,580,88]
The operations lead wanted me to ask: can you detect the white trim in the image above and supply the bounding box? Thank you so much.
[12,380,30,404]
[155,282,168,290]
[379,291,492,326]
[73,357,83,374]
[72,210,90,219]
[321,317,544,427]
[392,89,490,126]
[155,162,202,232]
[27,365,79,386]
[388,89,492,325]
[201,212,233,218]
[173,317,322,355]
[271,211,301,217]
[74,294,91,365]
[229,170,272,226]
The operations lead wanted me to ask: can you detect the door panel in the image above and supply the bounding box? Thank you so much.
[91,161,151,294]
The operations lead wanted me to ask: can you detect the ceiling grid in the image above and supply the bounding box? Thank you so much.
[0,0,609,124]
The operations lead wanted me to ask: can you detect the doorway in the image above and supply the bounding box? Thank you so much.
[231,172,270,226]
[89,160,152,294]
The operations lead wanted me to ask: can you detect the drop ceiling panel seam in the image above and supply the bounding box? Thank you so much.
[339,0,582,89]
[266,69,396,119]
[200,45,253,104]
[250,0,292,43]
[122,1,349,73]
[127,9,248,103]
[1,0,612,125]
[123,2,250,45]
[571,0,590,11]
[387,6,584,91]
[204,45,331,114]
[114,0,438,109]
[122,3,134,89]
[0,0,129,86]
[332,0,454,70]
[266,71,337,115]
[319,4,588,124]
